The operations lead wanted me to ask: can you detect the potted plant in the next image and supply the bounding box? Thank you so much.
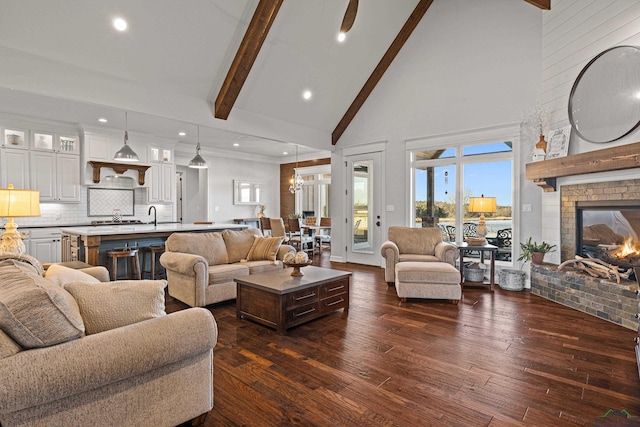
[519,237,556,265]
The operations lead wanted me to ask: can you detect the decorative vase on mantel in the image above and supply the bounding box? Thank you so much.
[532,134,548,162]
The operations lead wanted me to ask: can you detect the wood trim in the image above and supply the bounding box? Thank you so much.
[87,161,150,185]
[214,0,283,120]
[525,141,640,191]
[331,0,434,145]
[523,0,551,10]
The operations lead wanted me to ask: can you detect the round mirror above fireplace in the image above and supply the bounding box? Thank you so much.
[568,45,640,143]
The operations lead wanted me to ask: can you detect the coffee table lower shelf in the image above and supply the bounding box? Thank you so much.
[235,266,351,335]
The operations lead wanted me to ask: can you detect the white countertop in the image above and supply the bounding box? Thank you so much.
[59,223,249,236]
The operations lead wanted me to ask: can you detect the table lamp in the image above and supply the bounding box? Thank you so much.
[468,194,497,241]
[0,184,41,255]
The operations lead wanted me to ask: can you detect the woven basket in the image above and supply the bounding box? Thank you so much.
[464,265,485,282]
[498,269,526,291]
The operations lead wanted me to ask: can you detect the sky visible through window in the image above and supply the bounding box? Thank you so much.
[415,142,512,206]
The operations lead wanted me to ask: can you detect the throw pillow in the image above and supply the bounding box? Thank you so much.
[223,228,263,263]
[44,264,101,287]
[64,280,167,335]
[247,236,284,261]
[0,259,85,349]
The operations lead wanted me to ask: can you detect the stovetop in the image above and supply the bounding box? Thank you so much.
[90,220,144,226]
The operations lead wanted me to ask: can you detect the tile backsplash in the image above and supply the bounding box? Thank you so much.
[13,188,174,227]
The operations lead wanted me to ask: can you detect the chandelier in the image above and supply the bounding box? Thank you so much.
[289,145,303,194]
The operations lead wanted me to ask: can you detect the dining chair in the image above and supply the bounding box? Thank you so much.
[287,218,313,253]
[260,217,272,236]
[269,218,289,243]
[305,216,318,226]
[315,217,331,252]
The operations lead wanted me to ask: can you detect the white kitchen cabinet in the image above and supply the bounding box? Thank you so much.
[30,151,80,202]
[0,147,29,189]
[26,228,62,264]
[148,162,175,203]
[2,128,29,149]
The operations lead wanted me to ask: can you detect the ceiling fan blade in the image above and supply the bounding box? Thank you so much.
[340,0,358,33]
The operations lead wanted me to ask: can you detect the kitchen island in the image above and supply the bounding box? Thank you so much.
[60,223,249,266]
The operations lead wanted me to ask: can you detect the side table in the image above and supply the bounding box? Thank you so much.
[456,242,498,291]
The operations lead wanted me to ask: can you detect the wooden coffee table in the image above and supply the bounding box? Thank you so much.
[235,266,351,334]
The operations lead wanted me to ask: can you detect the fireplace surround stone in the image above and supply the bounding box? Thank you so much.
[531,263,638,330]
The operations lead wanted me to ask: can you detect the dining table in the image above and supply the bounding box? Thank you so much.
[301,224,332,252]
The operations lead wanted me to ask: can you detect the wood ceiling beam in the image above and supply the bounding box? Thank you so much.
[214,0,283,120]
[332,0,434,145]
[523,0,550,10]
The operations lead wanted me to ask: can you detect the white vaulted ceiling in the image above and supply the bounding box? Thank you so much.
[0,0,423,159]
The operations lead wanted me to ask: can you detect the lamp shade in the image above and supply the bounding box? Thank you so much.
[0,184,40,218]
[468,196,496,214]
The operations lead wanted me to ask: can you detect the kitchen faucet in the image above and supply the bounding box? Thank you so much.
[148,205,157,227]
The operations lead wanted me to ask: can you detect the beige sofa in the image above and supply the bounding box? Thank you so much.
[0,255,217,427]
[380,226,458,284]
[160,227,295,307]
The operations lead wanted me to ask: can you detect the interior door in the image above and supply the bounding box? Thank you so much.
[346,152,382,266]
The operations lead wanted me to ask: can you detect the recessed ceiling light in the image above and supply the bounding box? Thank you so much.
[337,32,346,42]
[303,90,312,100]
[233,143,239,147]
[113,18,127,31]
[98,118,108,123]
[283,151,288,155]
[178,131,186,136]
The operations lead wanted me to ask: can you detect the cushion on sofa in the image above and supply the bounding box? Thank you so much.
[0,329,21,359]
[64,280,167,335]
[44,264,101,287]
[165,232,229,266]
[247,236,284,261]
[0,259,85,349]
[223,228,263,263]
[208,264,249,285]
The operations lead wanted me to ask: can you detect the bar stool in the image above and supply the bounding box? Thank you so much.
[106,248,141,280]
[140,245,166,280]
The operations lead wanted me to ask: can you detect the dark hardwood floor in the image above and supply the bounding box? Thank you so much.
[167,252,640,426]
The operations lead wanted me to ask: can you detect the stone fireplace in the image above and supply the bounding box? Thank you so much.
[530,178,640,331]
[560,179,640,262]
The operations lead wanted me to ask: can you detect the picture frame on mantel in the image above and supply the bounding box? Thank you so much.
[545,126,571,160]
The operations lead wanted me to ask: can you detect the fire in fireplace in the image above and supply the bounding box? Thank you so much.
[576,200,640,282]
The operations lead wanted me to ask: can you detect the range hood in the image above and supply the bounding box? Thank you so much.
[102,174,135,188]
[87,161,150,185]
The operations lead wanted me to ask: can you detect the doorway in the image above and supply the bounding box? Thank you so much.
[346,151,383,266]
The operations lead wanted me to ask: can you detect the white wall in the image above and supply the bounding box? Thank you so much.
[331,0,542,263]
[539,0,640,264]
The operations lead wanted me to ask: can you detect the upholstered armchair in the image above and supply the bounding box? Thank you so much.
[380,226,458,285]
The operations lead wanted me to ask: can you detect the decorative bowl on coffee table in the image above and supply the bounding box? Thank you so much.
[283,261,313,276]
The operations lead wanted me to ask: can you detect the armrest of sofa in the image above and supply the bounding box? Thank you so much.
[0,308,217,414]
[380,240,400,283]
[277,244,296,260]
[435,241,458,266]
[160,252,208,276]
[78,266,110,282]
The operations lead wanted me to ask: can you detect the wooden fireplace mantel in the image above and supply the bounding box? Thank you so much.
[87,161,151,185]
[525,141,640,192]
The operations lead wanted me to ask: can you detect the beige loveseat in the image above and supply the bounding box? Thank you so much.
[380,226,458,284]
[0,255,217,427]
[160,227,295,307]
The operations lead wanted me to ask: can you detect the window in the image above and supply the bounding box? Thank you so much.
[296,165,331,217]
[411,140,514,263]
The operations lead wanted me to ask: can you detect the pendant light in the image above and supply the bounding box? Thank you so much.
[188,126,208,169]
[289,145,303,194]
[113,111,139,162]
